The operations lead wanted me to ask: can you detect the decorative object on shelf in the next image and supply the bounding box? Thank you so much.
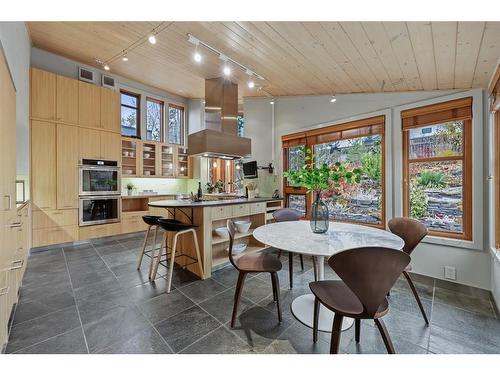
[272,189,280,199]
[234,220,251,233]
[197,181,203,199]
[284,146,362,234]
[245,182,257,199]
[206,182,215,193]
[126,182,135,196]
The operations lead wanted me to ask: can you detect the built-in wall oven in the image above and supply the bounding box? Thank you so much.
[79,159,121,226]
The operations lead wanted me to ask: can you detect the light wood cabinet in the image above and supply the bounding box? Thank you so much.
[57,124,79,209]
[100,87,120,132]
[32,209,78,230]
[30,68,56,121]
[78,223,121,240]
[56,75,78,124]
[121,211,149,234]
[101,131,121,161]
[78,80,101,128]
[79,127,102,159]
[32,225,78,248]
[31,121,57,211]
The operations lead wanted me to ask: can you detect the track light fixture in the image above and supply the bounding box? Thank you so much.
[121,55,128,62]
[148,34,157,44]
[223,65,231,76]
[104,64,110,71]
[330,95,337,103]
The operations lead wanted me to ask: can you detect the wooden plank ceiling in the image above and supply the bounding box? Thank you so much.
[27,22,500,100]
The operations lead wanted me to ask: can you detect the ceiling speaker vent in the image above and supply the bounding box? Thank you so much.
[102,75,117,90]
[78,67,95,83]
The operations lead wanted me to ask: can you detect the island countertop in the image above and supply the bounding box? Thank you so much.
[148,197,283,208]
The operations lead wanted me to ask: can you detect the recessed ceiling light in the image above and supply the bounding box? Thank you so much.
[247,80,255,89]
[122,56,129,62]
[104,65,110,71]
[148,34,157,44]
[194,52,202,63]
[330,95,337,103]
[223,66,231,76]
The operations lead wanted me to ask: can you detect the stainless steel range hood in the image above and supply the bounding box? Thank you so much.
[188,77,251,159]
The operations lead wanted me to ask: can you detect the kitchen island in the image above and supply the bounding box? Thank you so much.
[149,197,283,279]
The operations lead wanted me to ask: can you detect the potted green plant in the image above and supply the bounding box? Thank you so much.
[126,182,135,196]
[205,182,215,194]
[283,146,362,233]
[214,179,224,193]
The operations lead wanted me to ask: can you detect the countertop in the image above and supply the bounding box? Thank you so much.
[122,193,178,199]
[148,197,283,208]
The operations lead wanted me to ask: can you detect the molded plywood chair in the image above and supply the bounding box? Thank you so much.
[388,217,429,324]
[272,208,318,288]
[309,247,410,354]
[227,219,282,328]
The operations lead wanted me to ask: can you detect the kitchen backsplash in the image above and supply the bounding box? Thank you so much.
[122,177,189,195]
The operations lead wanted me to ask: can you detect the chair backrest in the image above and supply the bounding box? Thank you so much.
[388,217,427,255]
[329,247,410,317]
[226,219,239,269]
[272,208,302,222]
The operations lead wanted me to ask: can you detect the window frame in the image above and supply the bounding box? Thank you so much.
[490,66,500,249]
[281,115,386,228]
[167,103,185,146]
[401,97,473,241]
[145,97,164,142]
[120,90,141,138]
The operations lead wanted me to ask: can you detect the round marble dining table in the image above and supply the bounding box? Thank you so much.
[253,221,404,333]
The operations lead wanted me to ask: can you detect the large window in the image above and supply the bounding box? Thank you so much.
[146,98,163,141]
[168,104,184,145]
[490,67,500,248]
[121,91,140,137]
[282,116,385,226]
[402,97,472,240]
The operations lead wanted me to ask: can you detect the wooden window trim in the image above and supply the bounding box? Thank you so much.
[145,97,164,142]
[491,62,500,248]
[168,103,185,146]
[120,90,141,138]
[402,98,473,241]
[281,115,386,228]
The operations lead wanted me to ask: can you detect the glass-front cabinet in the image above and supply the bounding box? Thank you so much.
[121,138,140,177]
[176,147,189,178]
[161,145,175,178]
[142,142,157,177]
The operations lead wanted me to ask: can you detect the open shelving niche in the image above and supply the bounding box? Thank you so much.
[210,211,268,271]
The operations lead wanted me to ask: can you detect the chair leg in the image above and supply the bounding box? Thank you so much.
[355,319,361,343]
[299,254,304,271]
[374,318,395,354]
[147,226,158,277]
[149,229,163,280]
[330,314,344,354]
[277,249,282,259]
[403,271,429,325]
[166,233,179,293]
[313,297,320,342]
[137,226,151,270]
[231,272,247,328]
[288,251,293,289]
[271,272,282,322]
[190,229,204,277]
[271,273,277,301]
[312,256,318,281]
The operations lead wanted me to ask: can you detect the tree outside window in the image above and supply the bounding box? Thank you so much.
[121,91,140,137]
[168,105,184,145]
[146,98,163,141]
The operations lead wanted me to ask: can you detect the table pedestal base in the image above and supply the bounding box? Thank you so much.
[291,294,354,332]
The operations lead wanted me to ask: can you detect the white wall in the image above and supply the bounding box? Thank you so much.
[0,22,31,199]
[244,89,492,290]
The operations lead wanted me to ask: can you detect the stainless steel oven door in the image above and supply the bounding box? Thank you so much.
[79,196,121,226]
[79,166,121,196]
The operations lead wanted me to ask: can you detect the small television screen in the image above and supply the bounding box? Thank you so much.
[243,161,258,179]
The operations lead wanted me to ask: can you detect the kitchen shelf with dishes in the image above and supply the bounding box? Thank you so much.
[121,137,192,179]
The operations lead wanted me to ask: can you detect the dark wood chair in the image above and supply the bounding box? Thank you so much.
[272,208,318,288]
[310,247,410,354]
[388,217,429,324]
[227,219,282,328]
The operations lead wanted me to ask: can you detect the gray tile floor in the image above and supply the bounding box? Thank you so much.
[5,233,500,354]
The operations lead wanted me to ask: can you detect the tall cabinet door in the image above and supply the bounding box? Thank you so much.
[30,68,56,121]
[57,124,79,209]
[56,75,78,124]
[78,81,101,128]
[101,131,121,161]
[100,88,120,132]
[31,121,57,210]
[79,127,101,159]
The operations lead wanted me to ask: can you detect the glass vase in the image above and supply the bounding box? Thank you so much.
[310,192,329,233]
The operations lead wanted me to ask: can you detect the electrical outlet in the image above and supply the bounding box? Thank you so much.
[444,266,456,280]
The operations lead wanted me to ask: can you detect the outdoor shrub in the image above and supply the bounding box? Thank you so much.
[361,152,381,182]
[417,170,447,188]
[410,184,428,219]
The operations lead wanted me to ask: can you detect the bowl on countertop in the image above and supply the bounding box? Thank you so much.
[234,220,251,233]
[215,227,229,239]
[226,243,247,254]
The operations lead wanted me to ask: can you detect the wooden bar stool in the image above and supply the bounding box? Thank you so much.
[151,218,204,293]
[136,215,164,277]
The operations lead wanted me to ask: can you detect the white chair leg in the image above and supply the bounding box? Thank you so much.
[137,226,151,270]
[190,229,204,277]
[167,233,179,293]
